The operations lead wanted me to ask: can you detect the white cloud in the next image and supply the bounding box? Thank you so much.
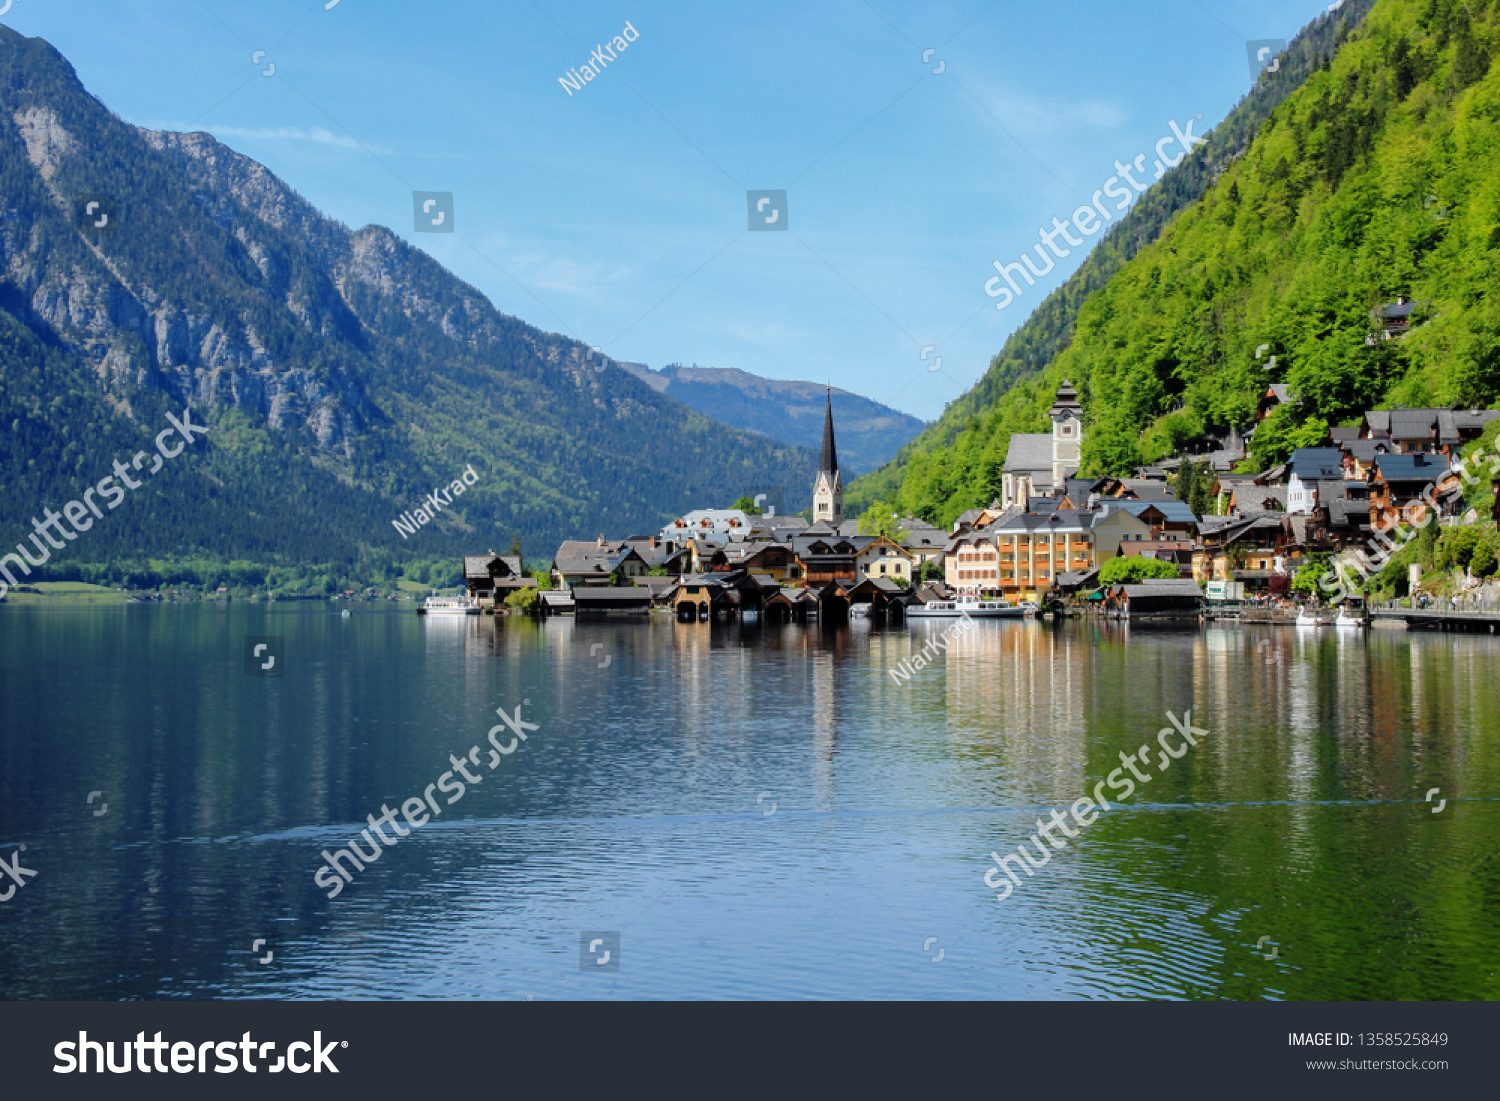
[142,122,392,154]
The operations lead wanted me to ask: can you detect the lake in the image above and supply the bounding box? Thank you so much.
[1,603,1497,1000]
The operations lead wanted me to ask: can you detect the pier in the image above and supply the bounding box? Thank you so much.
[1370,600,1500,631]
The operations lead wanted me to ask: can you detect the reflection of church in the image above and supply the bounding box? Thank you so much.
[1000,381,1084,509]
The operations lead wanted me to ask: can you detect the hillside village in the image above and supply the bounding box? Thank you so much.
[458,377,1500,621]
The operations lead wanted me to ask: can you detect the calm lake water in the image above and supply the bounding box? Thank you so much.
[1,603,1497,1000]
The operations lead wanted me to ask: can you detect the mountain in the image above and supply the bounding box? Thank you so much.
[0,27,818,573]
[847,0,1388,523]
[615,362,925,475]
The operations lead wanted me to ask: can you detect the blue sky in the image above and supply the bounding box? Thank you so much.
[8,0,1332,420]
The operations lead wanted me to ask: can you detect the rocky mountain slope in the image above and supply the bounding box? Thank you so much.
[0,27,817,566]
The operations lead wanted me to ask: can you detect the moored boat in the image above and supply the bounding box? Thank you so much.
[1296,607,1332,626]
[419,595,480,616]
[909,596,1027,619]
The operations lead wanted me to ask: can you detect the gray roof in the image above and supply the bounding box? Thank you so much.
[1103,499,1200,525]
[1372,299,1420,321]
[552,541,641,576]
[1288,448,1346,482]
[1118,480,1174,500]
[1122,580,1204,599]
[464,554,523,580]
[1232,484,1285,514]
[1341,438,1393,463]
[1056,569,1099,588]
[1387,409,1458,444]
[1002,433,1053,474]
[1375,452,1451,482]
[1453,409,1500,435]
[990,511,1099,533]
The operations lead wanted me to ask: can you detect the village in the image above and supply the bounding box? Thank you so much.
[449,368,1500,625]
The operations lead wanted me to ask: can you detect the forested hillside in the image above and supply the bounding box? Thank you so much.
[847,0,1390,522]
[0,27,817,583]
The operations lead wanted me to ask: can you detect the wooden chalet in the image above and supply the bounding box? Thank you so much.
[463,553,535,606]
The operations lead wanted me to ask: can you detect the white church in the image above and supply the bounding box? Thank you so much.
[999,380,1085,510]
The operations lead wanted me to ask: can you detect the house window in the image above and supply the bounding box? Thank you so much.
[880,564,887,574]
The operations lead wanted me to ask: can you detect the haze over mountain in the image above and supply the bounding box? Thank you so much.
[616,362,925,475]
[0,26,819,569]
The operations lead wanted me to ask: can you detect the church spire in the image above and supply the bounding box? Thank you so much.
[813,387,843,526]
[820,387,839,478]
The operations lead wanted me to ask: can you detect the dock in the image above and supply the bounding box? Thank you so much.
[1370,600,1500,632]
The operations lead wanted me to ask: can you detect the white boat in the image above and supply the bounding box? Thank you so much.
[1296,607,1332,626]
[849,603,871,618]
[910,596,1027,619]
[419,596,480,616]
[1334,605,1366,627]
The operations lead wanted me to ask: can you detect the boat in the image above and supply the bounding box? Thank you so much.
[1296,607,1332,626]
[419,596,480,616]
[849,603,871,618]
[909,596,1027,619]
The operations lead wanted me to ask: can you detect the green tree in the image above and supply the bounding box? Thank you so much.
[1099,556,1180,585]
[1291,558,1327,595]
[504,586,538,612]
[508,535,523,565]
[857,500,908,542]
[730,496,764,515]
[1472,541,1496,579]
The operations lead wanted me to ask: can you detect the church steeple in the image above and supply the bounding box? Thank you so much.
[813,387,843,525]
[1048,377,1084,488]
[819,388,839,478]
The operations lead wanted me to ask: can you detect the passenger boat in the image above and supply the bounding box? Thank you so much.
[909,596,1027,619]
[1296,606,1332,626]
[419,596,480,616]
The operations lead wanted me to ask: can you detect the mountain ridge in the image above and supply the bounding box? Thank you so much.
[615,361,925,475]
[0,26,820,568]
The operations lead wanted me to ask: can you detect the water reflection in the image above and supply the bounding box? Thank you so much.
[0,606,1496,1000]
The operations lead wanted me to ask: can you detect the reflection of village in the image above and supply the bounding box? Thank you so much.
[427,595,1488,820]
[459,377,1498,622]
